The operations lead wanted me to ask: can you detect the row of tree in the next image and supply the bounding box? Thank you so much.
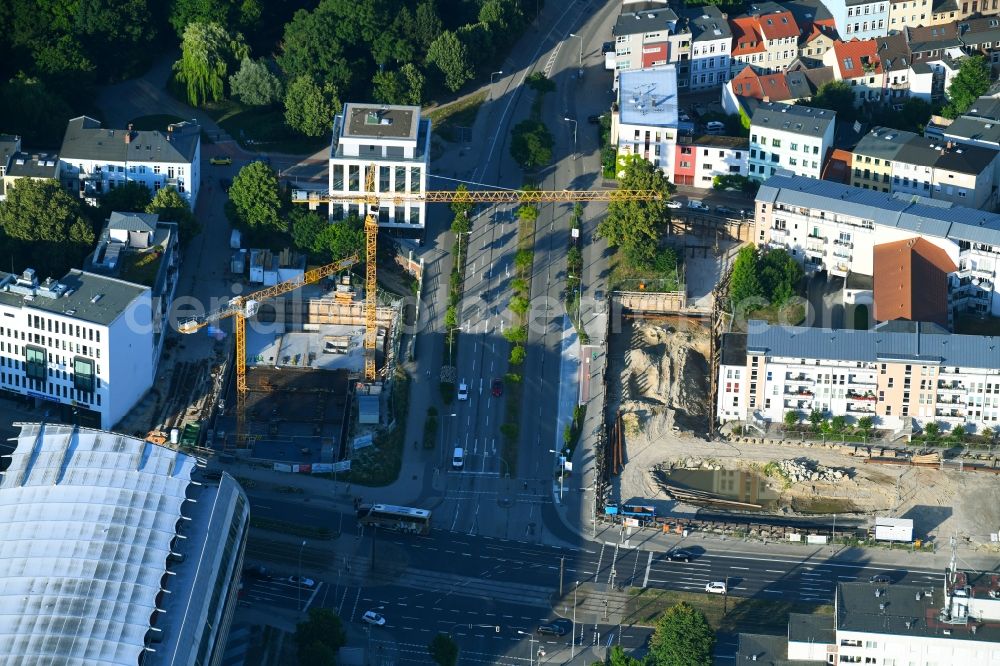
[0,178,195,280]
[728,246,804,312]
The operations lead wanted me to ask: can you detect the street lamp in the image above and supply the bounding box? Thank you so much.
[489,70,504,101]
[516,630,537,666]
[563,117,578,158]
[297,539,307,611]
[571,581,579,659]
[569,33,583,69]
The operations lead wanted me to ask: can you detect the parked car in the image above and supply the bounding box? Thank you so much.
[209,156,232,166]
[362,611,387,626]
[457,381,469,401]
[687,199,709,211]
[705,121,725,134]
[869,574,890,584]
[452,447,465,470]
[288,576,315,588]
[679,112,692,123]
[536,619,572,636]
[666,200,683,209]
[492,378,503,397]
[666,549,694,562]
[705,581,727,594]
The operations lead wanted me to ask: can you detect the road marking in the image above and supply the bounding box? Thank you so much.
[801,573,823,577]
[766,569,785,573]
[760,589,782,595]
[642,551,652,588]
[730,566,749,570]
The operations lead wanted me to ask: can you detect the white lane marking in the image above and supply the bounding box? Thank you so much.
[642,551,652,588]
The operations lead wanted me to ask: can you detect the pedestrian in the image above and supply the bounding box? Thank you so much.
[523,481,528,490]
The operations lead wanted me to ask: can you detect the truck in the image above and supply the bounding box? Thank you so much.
[179,422,202,449]
[230,229,242,249]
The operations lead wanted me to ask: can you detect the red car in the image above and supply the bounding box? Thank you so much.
[491,378,503,397]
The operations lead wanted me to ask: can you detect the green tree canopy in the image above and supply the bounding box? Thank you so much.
[289,208,329,255]
[278,3,353,92]
[295,608,345,666]
[0,74,74,146]
[649,602,715,666]
[228,57,283,106]
[427,30,474,92]
[101,182,153,215]
[172,21,247,106]
[414,0,444,49]
[372,63,426,106]
[229,161,285,232]
[314,215,365,260]
[608,645,644,666]
[0,179,95,278]
[758,248,804,306]
[510,119,554,171]
[168,0,262,37]
[798,80,856,123]
[943,55,991,118]
[146,186,200,244]
[428,633,459,666]
[729,246,764,309]
[596,156,671,267]
[284,76,341,137]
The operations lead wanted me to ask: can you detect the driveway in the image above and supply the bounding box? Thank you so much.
[806,272,845,329]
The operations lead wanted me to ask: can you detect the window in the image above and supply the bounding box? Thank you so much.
[73,357,95,393]
[772,139,781,148]
[25,346,45,381]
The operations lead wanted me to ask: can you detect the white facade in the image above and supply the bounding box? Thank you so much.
[687,7,732,91]
[0,269,154,429]
[328,104,430,231]
[612,66,682,176]
[58,117,201,208]
[823,0,890,40]
[748,104,836,181]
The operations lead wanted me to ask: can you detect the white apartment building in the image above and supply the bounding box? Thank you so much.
[685,6,732,90]
[59,116,200,208]
[748,103,836,181]
[611,5,687,86]
[718,320,1000,432]
[673,135,749,187]
[328,103,430,233]
[822,38,886,104]
[756,174,1000,315]
[611,66,682,177]
[0,269,154,430]
[737,575,1000,665]
[821,0,890,40]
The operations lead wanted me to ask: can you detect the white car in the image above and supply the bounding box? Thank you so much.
[457,381,469,401]
[688,199,709,211]
[705,581,727,595]
[289,576,315,588]
[362,610,387,626]
[666,200,683,209]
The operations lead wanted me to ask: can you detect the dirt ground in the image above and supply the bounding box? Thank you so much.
[607,320,1000,549]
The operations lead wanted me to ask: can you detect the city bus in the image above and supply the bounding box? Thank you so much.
[356,503,432,535]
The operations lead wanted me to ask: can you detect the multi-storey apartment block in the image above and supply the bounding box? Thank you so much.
[718,320,1000,431]
[722,66,816,115]
[611,5,687,83]
[823,38,885,103]
[674,135,749,187]
[327,103,430,233]
[612,66,682,175]
[729,4,801,75]
[684,6,733,90]
[822,0,890,39]
[58,117,200,208]
[0,268,154,429]
[748,103,836,181]
[755,173,1000,315]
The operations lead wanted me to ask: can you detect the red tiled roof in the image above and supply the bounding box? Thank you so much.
[730,16,766,55]
[831,38,883,79]
[873,238,957,327]
[757,10,799,40]
[803,22,838,43]
[822,148,853,183]
[729,66,797,102]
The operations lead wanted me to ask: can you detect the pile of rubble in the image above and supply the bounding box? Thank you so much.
[775,458,848,484]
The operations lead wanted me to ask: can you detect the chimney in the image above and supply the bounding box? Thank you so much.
[946,140,954,151]
[125,123,133,144]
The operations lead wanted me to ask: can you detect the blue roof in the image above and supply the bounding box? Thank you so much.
[618,66,679,128]
[745,320,1000,368]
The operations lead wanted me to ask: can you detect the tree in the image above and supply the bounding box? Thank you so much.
[799,80,856,123]
[284,76,341,137]
[414,0,444,49]
[608,645,644,666]
[277,5,353,93]
[509,119,554,171]
[649,602,715,666]
[0,74,74,146]
[168,0,260,37]
[146,186,200,243]
[295,608,345,666]
[229,57,283,106]
[371,63,425,106]
[100,182,153,216]
[808,409,825,428]
[982,426,996,442]
[729,246,763,309]
[943,55,991,118]
[784,410,800,428]
[289,208,329,254]
[427,30,474,92]
[830,415,847,434]
[173,21,247,106]
[950,425,967,441]
[509,345,526,365]
[857,416,874,433]
[314,216,365,260]
[759,248,804,306]
[75,0,159,80]
[0,179,94,278]
[597,156,671,267]
[428,633,459,666]
[229,161,284,232]
[923,422,940,440]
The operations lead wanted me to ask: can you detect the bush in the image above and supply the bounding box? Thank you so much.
[509,345,526,365]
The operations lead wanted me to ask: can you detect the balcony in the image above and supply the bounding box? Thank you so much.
[935,409,964,419]
[846,404,875,414]
[785,374,815,384]
[846,391,877,402]
[937,382,966,393]
[807,233,826,241]
[771,227,789,238]
[833,249,853,260]
[848,376,877,387]
[833,238,853,249]
[806,242,826,256]
[784,388,814,397]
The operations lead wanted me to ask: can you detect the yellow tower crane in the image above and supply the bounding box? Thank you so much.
[179,254,359,444]
[294,173,664,382]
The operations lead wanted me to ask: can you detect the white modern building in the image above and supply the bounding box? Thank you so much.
[59,116,201,208]
[736,574,1000,665]
[610,5,683,78]
[0,422,250,666]
[718,320,1000,432]
[328,103,430,233]
[0,268,154,429]
[611,66,683,177]
[821,0,890,40]
[748,103,836,181]
[755,173,1000,316]
[673,135,749,187]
